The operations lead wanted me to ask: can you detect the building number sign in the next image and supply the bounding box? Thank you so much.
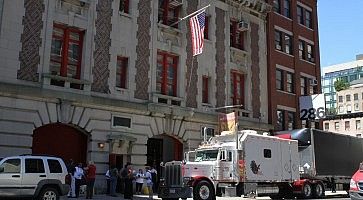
[299,94,326,120]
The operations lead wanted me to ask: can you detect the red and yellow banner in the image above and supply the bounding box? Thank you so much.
[218,112,237,133]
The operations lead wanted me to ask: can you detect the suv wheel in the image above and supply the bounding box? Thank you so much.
[38,187,59,200]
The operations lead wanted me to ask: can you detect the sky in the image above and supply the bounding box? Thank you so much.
[318,0,363,68]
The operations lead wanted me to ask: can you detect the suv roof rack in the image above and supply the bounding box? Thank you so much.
[18,154,58,157]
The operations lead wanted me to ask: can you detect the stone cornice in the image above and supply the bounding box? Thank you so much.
[226,0,272,15]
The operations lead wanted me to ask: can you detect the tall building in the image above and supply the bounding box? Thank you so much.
[266,0,321,131]
[322,55,363,114]
[0,0,272,192]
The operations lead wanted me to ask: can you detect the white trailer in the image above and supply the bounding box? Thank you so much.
[158,130,299,200]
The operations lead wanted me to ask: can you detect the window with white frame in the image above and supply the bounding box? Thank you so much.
[347,105,352,113]
[346,94,351,102]
[335,122,339,130]
[324,122,329,130]
[356,120,361,130]
[201,127,215,141]
[119,0,130,14]
[286,72,294,93]
[276,69,283,90]
[355,103,359,111]
[112,116,132,128]
[300,77,307,95]
[345,121,350,131]
[274,30,293,55]
[338,96,343,102]
[277,110,285,131]
[339,106,344,113]
[287,111,295,130]
[354,93,359,100]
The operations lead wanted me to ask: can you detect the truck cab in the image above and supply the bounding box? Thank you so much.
[158,130,299,200]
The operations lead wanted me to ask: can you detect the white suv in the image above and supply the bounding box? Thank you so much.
[0,155,69,199]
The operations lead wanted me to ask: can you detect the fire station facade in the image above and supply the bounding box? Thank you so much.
[0,0,272,192]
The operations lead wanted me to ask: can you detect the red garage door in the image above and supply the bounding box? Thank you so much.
[33,123,88,164]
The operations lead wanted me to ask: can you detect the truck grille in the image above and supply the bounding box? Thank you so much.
[165,161,182,187]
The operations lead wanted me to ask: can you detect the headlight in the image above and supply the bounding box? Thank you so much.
[159,178,166,186]
[350,179,358,190]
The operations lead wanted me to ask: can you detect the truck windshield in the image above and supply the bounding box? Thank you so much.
[194,150,218,161]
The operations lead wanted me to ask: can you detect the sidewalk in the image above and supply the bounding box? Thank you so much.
[61,190,349,200]
[60,194,159,200]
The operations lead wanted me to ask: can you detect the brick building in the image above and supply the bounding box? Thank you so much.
[266,0,321,131]
[0,0,272,192]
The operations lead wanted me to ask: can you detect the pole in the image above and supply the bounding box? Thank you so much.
[169,4,210,27]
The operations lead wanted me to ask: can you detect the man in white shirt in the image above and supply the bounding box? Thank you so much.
[74,163,85,198]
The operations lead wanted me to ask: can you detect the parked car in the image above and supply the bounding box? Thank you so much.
[0,155,70,199]
[350,162,363,200]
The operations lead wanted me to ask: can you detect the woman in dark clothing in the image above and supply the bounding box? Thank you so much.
[123,165,134,199]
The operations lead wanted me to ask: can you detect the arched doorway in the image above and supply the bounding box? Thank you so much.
[147,134,183,192]
[33,123,88,164]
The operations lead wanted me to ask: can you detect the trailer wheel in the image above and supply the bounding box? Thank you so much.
[313,182,325,198]
[193,180,215,200]
[302,182,313,199]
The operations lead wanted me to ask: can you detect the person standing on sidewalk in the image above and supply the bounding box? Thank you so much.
[84,161,96,199]
[74,163,85,198]
[135,169,144,195]
[124,164,135,199]
[145,166,153,200]
[150,166,158,193]
[109,165,119,197]
[66,159,76,198]
[105,167,111,195]
[119,162,131,194]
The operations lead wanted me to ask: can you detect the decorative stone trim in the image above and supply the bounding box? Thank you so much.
[215,8,226,107]
[226,0,272,14]
[17,0,45,82]
[185,0,198,108]
[91,0,112,93]
[134,0,151,100]
[251,23,261,118]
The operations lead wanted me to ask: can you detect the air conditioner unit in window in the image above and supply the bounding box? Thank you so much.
[169,0,183,7]
[310,79,318,86]
[238,20,249,31]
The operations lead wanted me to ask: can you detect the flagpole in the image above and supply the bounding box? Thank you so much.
[169,4,210,27]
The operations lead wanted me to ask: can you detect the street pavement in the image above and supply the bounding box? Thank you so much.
[60,191,349,200]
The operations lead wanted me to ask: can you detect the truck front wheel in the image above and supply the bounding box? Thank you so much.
[193,180,215,200]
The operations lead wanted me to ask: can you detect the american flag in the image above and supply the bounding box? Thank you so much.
[189,11,206,56]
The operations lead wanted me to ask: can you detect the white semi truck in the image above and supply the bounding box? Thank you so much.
[158,130,299,200]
